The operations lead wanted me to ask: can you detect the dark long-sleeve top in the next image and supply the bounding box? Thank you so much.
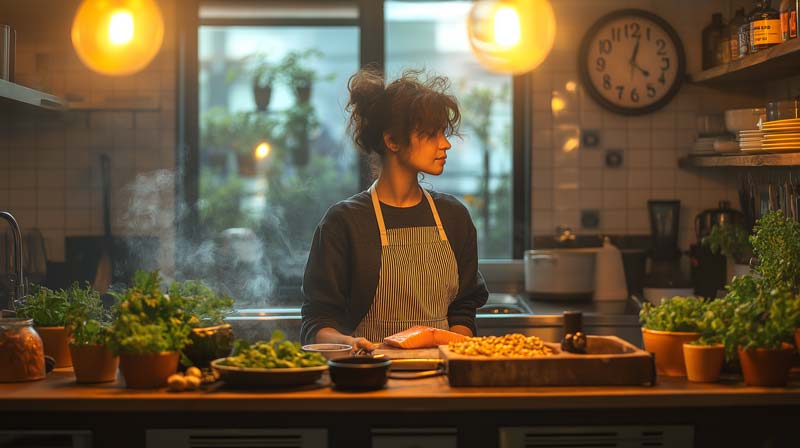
[300,189,489,345]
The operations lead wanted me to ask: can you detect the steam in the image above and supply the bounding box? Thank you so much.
[122,169,278,309]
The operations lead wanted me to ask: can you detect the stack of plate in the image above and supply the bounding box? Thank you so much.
[738,130,764,152]
[761,118,800,151]
[691,137,716,154]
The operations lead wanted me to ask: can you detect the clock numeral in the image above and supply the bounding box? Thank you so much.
[598,39,612,54]
[660,57,671,70]
[630,88,640,103]
[656,38,667,55]
[596,57,606,72]
[658,71,666,85]
[630,22,641,39]
[647,83,657,98]
[603,74,612,90]
[615,85,625,100]
[646,27,651,41]
[611,27,621,42]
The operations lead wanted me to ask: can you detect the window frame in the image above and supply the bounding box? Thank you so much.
[176,0,531,276]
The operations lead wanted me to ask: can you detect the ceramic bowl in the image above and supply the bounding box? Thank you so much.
[301,343,352,360]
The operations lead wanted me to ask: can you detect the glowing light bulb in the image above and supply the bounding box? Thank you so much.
[108,10,134,46]
[493,6,521,47]
[255,142,271,159]
[565,81,577,92]
[562,137,579,152]
[72,0,164,76]
[467,0,557,74]
[551,96,566,113]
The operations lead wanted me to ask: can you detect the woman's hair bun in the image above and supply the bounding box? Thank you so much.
[346,66,388,156]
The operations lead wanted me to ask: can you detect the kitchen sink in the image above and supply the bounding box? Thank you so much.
[476,293,533,315]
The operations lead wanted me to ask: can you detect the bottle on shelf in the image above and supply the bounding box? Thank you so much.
[739,0,762,57]
[750,0,782,52]
[703,13,726,68]
[780,0,798,41]
[729,8,747,60]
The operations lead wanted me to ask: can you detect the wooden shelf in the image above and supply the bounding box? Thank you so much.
[690,38,800,84]
[679,153,800,168]
[0,78,66,111]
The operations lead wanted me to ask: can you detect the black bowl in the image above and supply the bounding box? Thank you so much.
[327,357,392,391]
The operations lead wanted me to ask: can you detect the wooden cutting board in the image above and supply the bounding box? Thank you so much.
[373,344,440,360]
[440,336,655,387]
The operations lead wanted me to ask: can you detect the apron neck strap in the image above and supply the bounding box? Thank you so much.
[369,181,449,246]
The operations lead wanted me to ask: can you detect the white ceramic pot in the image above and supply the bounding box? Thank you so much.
[524,249,596,300]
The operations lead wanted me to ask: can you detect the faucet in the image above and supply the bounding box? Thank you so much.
[0,211,25,309]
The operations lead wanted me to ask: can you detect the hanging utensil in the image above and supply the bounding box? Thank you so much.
[93,154,112,293]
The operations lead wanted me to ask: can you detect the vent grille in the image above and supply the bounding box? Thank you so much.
[0,430,92,448]
[499,425,693,448]
[146,429,327,448]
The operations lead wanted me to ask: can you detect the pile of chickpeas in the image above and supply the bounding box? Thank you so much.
[447,333,554,358]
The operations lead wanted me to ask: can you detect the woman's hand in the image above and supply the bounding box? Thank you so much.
[348,337,376,354]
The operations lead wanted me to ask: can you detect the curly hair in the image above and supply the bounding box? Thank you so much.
[345,66,461,157]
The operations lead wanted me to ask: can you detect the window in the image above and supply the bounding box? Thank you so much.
[179,1,528,309]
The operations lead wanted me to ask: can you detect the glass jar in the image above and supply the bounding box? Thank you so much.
[0,318,45,382]
[751,0,782,52]
[780,0,798,41]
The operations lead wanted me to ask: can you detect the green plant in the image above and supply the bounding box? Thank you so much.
[220,330,326,369]
[226,52,280,88]
[639,296,707,332]
[278,49,334,89]
[201,107,281,156]
[110,270,192,355]
[64,283,113,346]
[16,285,70,327]
[168,280,233,327]
[721,278,800,355]
[689,298,732,346]
[702,223,752,264]
[750,210,800,291]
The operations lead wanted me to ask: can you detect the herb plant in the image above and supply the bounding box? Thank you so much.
[167,280,233,328]
[702,223,752,264]
[639,296,707,332]
[750,210,800,291]
[16,285,70,327]
[220,330,326,369]
[64,283,113,346]
[722,280,800,354]
[110,270,192,355]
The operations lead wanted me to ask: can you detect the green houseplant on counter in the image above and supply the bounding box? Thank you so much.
[64,283,118,384]
[702,223,753,282]
[110,270,192,389]
[168,280,235,369]
[639,296,705,376]
[16,285,72,368]
[682,298,731,383]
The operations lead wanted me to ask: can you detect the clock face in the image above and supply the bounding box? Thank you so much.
[579,10,685,115]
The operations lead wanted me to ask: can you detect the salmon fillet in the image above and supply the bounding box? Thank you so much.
[383,325,467,349]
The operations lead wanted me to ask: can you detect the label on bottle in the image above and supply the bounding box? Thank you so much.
[792,10,798,38]
[738,23,750,57]
[751,19,782,46]
[781,9,797,40]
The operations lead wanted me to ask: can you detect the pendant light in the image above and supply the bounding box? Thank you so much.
[71,0,164,76]
[467,0,556,74]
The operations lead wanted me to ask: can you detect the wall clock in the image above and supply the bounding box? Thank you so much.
[579,9,685,116]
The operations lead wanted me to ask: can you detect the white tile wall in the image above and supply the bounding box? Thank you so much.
[530,0,764,251]
[0,0,177,270]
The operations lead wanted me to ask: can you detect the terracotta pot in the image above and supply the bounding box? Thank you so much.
[119,352,179,389]
[184,324,234,369]
[641,328,700,376]
[253,83,272,111]
[36,326,72,368]
[683,343,725,382]
[738,344,794,387]
[69,344,119,384]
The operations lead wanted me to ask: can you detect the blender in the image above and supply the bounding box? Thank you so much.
[642,200,693,304]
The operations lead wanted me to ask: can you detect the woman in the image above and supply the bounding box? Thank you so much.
[300,68,489,352]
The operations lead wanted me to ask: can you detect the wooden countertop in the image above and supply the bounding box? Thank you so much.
[2,369,799,413]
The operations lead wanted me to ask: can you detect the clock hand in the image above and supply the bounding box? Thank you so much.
[629,38,641,79]
[632,62,650,77]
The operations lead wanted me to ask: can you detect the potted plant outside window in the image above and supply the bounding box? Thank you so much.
[168,280,234,369]
[64,283,118,384]
[110,270,192,389]
[279,49,334,104]
[16,285,72,368]
[702,223,752,282]
[639,296,704,376]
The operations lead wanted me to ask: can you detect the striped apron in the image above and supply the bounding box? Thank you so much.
[353,182,459,342]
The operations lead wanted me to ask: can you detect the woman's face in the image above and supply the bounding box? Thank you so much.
[402,130,452,176]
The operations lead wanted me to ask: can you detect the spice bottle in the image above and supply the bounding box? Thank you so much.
[702,13,726,69]
[740,0,762,57]
[729,8,747,60]
[780,0,798,41]
[751,0,782,52]
[561,311,586,354]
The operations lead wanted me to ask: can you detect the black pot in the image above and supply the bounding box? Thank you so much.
[184,324,234,369]
[694,200,745,242]
[294,84,312,104]
[328,357,391,391]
